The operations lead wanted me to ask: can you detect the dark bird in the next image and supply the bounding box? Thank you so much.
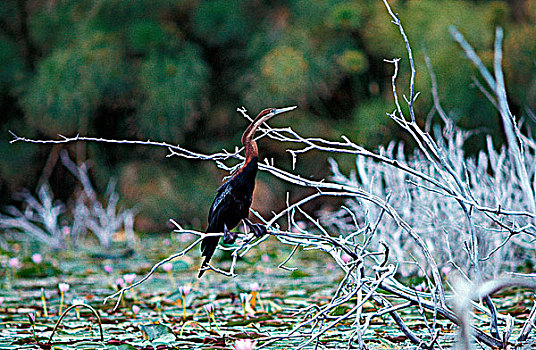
[198,106,297,277]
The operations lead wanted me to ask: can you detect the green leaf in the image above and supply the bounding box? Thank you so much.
[138,323,175,342]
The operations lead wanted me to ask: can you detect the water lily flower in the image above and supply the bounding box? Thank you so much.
[179,285,191,297]
[132,305,141,315]
[58,283,70,315]
[415,281,426,292]
[341,253,352,264]
[249,282,260,292]
[203,302,219,330]
[233,339,256,350]
[178,233,194,242]
[120,274,138,302]
[104,265,113,274]
[162,262,176,288]
[261,254,270,263]
[441,266,451,275]
[204,303,215,315]
[162,262,173,272]
[8,257,20,269]
[179,285,192,319]
[123,273,137,285]
[240,293,251,306]
[72,298,84,305]
[115,278,125,288]
[31,254,43,264]
[291,221,306,233]
[59,283,70,293]
[28,312,36,341]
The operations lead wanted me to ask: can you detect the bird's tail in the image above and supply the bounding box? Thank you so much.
[198,235,219,278]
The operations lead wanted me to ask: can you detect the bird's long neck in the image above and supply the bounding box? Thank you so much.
[243,139,258,163]
[242,114,266,163]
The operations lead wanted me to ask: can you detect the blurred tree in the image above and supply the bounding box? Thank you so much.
[0,0,535,231]
[504,23,536,111]
[192,0,250,47]
[134,45,209,143]
[361,1,501,130]
[23,31,127,136]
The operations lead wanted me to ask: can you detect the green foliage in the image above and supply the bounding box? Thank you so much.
[504,24,536,109]
[261,46,309,95]
[87,0,177,32]
[337,98,395,148]
[192,0,249,46]
[337,49,368,74]
[118,160,216,229]
[361,0,500,129]
[126,20,171,53]
[0,36,25,92]
[327,2,364,30]
[1,0,535,230]
[22,31,127,135]
[0,140,39,191]
[135,45,209,143]
[28,1,79,53]
[240,25,344,110]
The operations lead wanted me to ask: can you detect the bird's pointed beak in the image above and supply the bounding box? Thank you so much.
[273,106,297,115]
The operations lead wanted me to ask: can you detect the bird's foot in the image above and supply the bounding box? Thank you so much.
[223,225,238,244]
[245,219,267,238]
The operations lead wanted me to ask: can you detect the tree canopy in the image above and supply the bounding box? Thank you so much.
[1,0,535,230]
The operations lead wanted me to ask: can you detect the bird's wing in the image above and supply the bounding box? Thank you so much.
[207,181,232,231]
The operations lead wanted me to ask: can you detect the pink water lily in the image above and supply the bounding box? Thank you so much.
[415,281,426,292]
[341,253,352,264]
[58,283,69,315]
[58,283,70,293]
[8,257,20,268]
[123,273,137,284]
[249,282,260,292]
[31,254,43,264]
[291,221,306,232]
[203,303,215,314]
[233,339,256,350]
[179,285,192,319]
[179,285,191,296]
[115,278,125,287]
[162,262,173,272]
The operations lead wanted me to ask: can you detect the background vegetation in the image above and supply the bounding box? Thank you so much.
[1,0,535,231]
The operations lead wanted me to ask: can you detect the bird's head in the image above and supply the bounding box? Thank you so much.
[242,106,298,155]
[242,106,297,157]
[248,106,297,135]
[257,106,298,123]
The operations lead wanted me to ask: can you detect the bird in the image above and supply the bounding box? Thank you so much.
[198,106,297,277]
